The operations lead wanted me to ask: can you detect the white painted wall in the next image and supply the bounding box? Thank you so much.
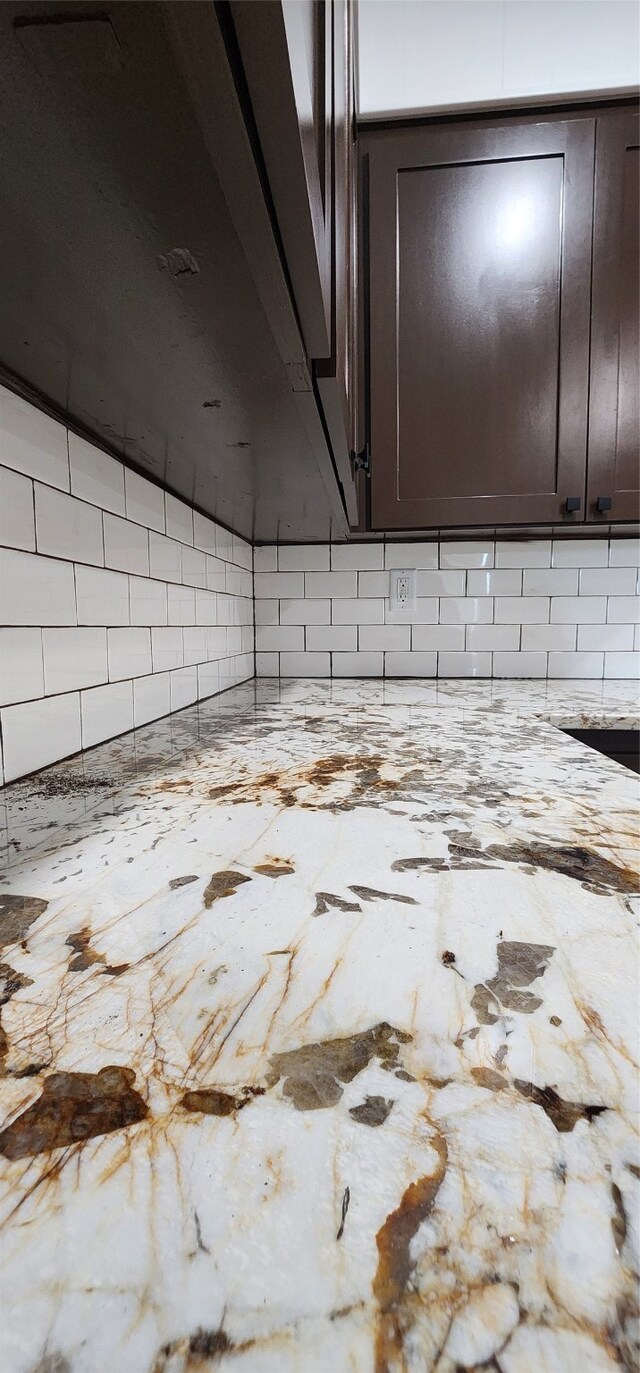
[357,0,640,118]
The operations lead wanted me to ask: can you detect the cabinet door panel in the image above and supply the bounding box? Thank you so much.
[588,111,639,523]
[366,119,594,530]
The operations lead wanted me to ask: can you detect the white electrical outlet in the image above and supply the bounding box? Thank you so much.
[389,567,416,612]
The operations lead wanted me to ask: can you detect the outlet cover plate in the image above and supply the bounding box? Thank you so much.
[388,567,416,613]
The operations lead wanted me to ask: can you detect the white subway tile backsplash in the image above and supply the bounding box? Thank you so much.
[193,511,218,555]
[280,651,330,677]
[107,627,152,681]
[149,532,182,583]
[607,597,640,624]
[466,624,519,651]
[182,545,207,589]
[385,541,437,570]
[280,597,330,626]
[520,624,577,651]
[279,544,330,572]
[151,627,184,672]
[306,625,357,652]
[0,392,256,778]
[69,433,125,515]
[124,469,165,533]
[604,653,639,679]
[43,628,107,695]
[333,598,385,624]
[198,660,222,696]
[255,571,304,598]
[495,596,549,623]
[183,627,209,666]
[305,570,357,598]
[359,624,411,651]
[0,466,35,551]
[552,539,608,567]
[492,651,547,678]
[550,596,607,624]
[129,575,166,627]
[440,597,493,624]
[496,539,551,568]
[548,652,604,678]
[332,652,383,677]
[103,513,149,576]
[255,651,279,676]
[0,386,69,490]
[76,565,130,626]
[206,556,227,592]
[194,589,216,626]
[332,542,384,571]
[165,493,194,545]
[0,548,76,626]
[133,672,171,726]
[255,599,279,626]
[416,570,466,597]
[167,582,196,626]
[81,680,134,748]
[466,570,521,596]
[413,625,466,651]
[386,651,436,676]
[0,628,44,706]
[170,666,199,710]
[609,540,640,567]
[577,624,634,652]
[254,546,277,572]
[440,541,494,569]
[2,691,81,780]
[35,485,104,567]
[357,571,389,598]
[255,626,304,652]
[522,568,578,596]
[438,651,491,677]
[579,567,637,596]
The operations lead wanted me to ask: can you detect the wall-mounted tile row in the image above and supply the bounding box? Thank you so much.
[255,649,635,681]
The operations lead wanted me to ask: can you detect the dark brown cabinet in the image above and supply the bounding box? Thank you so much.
[361,107,639,532]
[231,0,358,517]
[588,109,640,523]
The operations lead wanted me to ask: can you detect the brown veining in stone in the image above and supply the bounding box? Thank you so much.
[0,1065,148,1159]
[313,892,362,916]
[266,1023,411,1111]
[373,1130,448,1372]
[349,1096,395,1127]
[468,941,556,1024]
[514,1079,608,1132]
[0,894,48,948]
[66,929,102,972]
[203,871,251,907]
[451,839,640,895]
[0,961,33,1007]
[349,885,418,907]
[253,857,295,878]
[471,1067,508,1092]
[179,1086,264,1117]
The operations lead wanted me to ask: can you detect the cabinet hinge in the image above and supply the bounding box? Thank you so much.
[351,442,370,475]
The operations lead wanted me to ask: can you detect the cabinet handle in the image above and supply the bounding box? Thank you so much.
[596,496,612,512]
[564,497,581,513]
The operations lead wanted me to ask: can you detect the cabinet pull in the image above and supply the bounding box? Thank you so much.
[564,497,581,513]
[596,496,612,512]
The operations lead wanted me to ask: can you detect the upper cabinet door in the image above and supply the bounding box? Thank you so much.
[231,0,333,360]
[365,119,595,530]
[587,110,640,524]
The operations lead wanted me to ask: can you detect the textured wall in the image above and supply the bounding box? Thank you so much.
[0,385,254,783]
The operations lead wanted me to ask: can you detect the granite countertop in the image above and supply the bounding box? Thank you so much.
[0,679,638,1373]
